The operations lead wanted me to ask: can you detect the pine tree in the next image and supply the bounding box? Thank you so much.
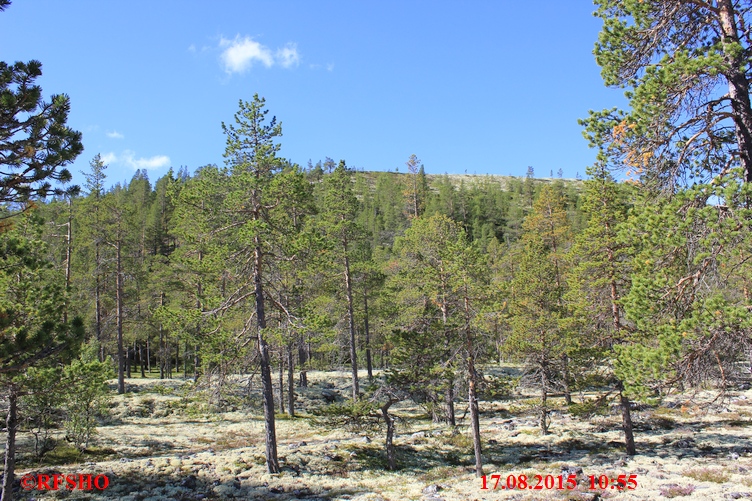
[319,160,364,400]
[217,95,313,473]
[585,0,752,188]
[505,185,571,434]
[567,163,637,454]
[79,155,108,360]
[387,213,486,475]
[0,210,84,501]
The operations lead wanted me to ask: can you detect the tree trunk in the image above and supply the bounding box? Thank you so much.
[468,373,483,476]
[619,386,636,456]
[254,244,279,474]
[1,388,18,501]
[464,295,483,477]
[540,372,549,435]
[159,293,165,379]
[63,197,72,325]
[561,354,572,405]
[343,251,359,400]
[287,345,295,417]
[445,383,456,427]
[381,399,396,471]
[95,236,103,362]
[116,236,125,394]
[278,351,285,414]
[363,286,373,382]
[193,345,199,382]
[140,343,146,378]
[718,0,752,183]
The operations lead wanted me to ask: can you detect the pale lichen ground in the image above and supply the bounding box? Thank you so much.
[5,370,752,501]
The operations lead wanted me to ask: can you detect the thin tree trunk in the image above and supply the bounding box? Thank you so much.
[63,197,72,324]
[193,345,199,382]
[140,343,146,378]
[1,388,18,501]
[363,286,373,382]
[343,250,359,400]
[464,295,483,477]
[540,371,549,435]
[619,384,636,456]
[446,384,456,427]
[116,236,125,394]
[159,293,165,379]
[278,351,285,414]
[287,345,295,417]
[255,243,279,474]
[381,399,396,471]
[561,354,572,405]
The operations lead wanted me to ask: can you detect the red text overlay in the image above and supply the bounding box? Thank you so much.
[20,473,110,492]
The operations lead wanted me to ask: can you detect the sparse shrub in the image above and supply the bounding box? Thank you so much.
[419,465,464,482]
[439,430,472,449]
[659,484,696,497]
[62,358,113,451]
[479,375,519,400]
[149,383,174,396]
[137,397,155,417]
[19,366,65,458]
[644,414,676,430]
[19,352,112,456]
[682,467,731,483]
[569,397,609,419]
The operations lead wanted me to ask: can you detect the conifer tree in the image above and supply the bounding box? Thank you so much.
[387,213,486,475]
[567,163,637,454]
[213,95,312,473]
[0,210,84,501]
[585,0,752,188]
[320,160,363,400]
[79,155,108,359]
[505,185,571,434]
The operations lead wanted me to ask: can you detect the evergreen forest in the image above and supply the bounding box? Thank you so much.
[4,1,752,500]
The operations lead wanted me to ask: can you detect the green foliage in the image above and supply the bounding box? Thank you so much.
[568,397,610,420]
[0,211,84,374]
[477,374,518,400]
[19,350,112,456]
[19,366,63,457]
[585,0,752,189]
[0,60,83,206]
[312,399,380,432]
[61,358,113,451]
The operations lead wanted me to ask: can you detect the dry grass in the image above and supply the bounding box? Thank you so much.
[681,467,732,483]
[6,370,752,500]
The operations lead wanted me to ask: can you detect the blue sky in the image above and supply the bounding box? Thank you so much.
[0,1,627,188]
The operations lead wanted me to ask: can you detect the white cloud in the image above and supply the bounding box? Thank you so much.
[218,35,300,74]
[188,44,196,53]
[123,150,170,170]
[101,150,171,171]
[106,130,124,139]
[220,35,274,74]
[276,43,300,68]
[101,152,117,165]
